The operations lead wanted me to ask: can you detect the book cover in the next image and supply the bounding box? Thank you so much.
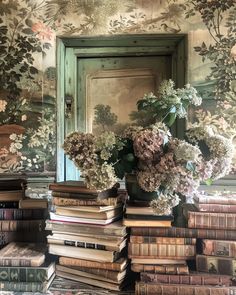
[0,220,45,232]
[0,242,46,267]
[0,202,19,209]
[128,243,195,259]
[188,211,236,229]
[131,264,189,274]
[0,190,24,202]
[130,236,196,245]
[0,208,48,220]
[130,227,236,240]
[123,219,172,227]
[59,257,128,272]
[52,196,121,206]
[195,202,236,213]
[54,203,121,213]
[194,193,236,205]
[19,199,48,209]
[135,282,236,295]
[131,258,187,265]
[124,214,173,221]
[200,239,236,258]
[196,254,236,275]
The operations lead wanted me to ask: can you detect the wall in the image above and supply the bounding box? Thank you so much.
[0,0,235,175]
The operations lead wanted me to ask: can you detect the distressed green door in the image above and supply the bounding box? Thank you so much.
[57,35,187,181]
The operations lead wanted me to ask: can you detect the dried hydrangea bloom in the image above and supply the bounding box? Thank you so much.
[186,125,214,144]
[196,159,215,181]
[211,157,233,180]
[150,192,180,215]
[174,141,201,163]
[137,170,164,192]
[122,125,143,140]
[206,135,234,159]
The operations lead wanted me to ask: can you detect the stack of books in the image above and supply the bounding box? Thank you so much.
[47,181,130,291]
[0,178,48,246]
[0,242,55,292]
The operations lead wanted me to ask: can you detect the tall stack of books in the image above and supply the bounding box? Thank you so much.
[0,242,55,292]
[0,178,48,246]
[47,181,129,291]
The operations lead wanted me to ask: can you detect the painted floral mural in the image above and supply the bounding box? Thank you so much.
[0,0,235,176]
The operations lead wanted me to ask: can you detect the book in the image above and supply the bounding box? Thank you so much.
[0,201,19,209]
[55,206,123,220]
[52,196,121,206]
[50,212,122,225]
[0,190,24,202]
[59,257,128,272]
[128,244,195,259]
[49,181,118,199]
[140,272,233,286]
[46,220,126,237]
[0,208,48,220]
[56,264,127,284]
[131,264,189,274]
[200,239,236,258]
[130,236,196,245]
[0,178,27,191]
[131,258,187,265]
[125,214,173,221]
[0,220,45,232]
[194,193,236,205]
[19,198,48,209]
[0,242,46,267]
[188,211,236,229]
[55,204,122,213]
[123,219,172,227]
[0,232,47,246]
[135,282,236,295]
[194,202,236,213]
[47,234,127,252]
[49,244,121,263]
[196,254,236,275]
[0,261,55,282]
[131,227,236,240]
[126,206,158,215]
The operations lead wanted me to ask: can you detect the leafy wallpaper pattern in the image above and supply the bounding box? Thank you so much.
[0,0,235,175]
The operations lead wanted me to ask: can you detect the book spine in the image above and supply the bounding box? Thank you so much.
[196,255,235,275]
[131,264,189,275]
[135,282,236,295]
[59,257,121,271]
[195,196,236,205]
[130,227,236,240]
[47,237,107,250]
[201,239,236,258]
[140,273,233,286]
[73,266,118,281]
[130,236,196,245]
[0,209,47,220]
[197,203,236,213]
[188,212,236,229]
[0,267,48,282]
[52,196,118,206]
[128,243,195,258]
[0,281,46,292]
[0,259,32,267]
[0,202,18,209]
[0,220,45,232]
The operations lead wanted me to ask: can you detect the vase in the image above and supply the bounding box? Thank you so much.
[125,173,158,202]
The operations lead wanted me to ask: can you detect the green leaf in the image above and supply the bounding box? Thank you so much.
[165,112,176,127]
[186,161,195,172]
[22,28,33,35]
[205,178,213,186]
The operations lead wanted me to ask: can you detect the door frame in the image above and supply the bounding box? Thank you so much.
[56,34,188,181]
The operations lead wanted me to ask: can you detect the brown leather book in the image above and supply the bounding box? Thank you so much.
[0,190,24,202]
[130,227,236,240]
[140,272,233,286]
[188,211,236,229]
[201,239,236,258]
[195,203,236,213]
[194,193,236,205]
[196,254,236,275]
[131,264,189,275]
[59,257,128,272]
[0,220,45,232]
[52,196,121,206]
[128,243,195,259]
[130,236,196,245]
[135,282,236,295]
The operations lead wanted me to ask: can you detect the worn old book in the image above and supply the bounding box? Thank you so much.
[123,219,172,227]
[50,212,122,225]
[195,202,236,213]
[125,214,173,221]
[59,257,128,272]
[131,264,189,274]
[0,261,55,282]
[49,244,121,263]
[126,206,157,215]
[19,198,48,209]
[0,201,19,209]
[128,243,195,259]
[0,220,45,232]
[196,254,236,275]
[52,195,121,206]
[135,282,236,295]
[130,236,196,245]
[188,211,236,229]
[0,208,48,220]
[55,203,122,213]
[131,227,236,240]
[131,258,186,265]
[194,193,236,205]
[200,239,236,258]
[140,272,234,286]
[49,181,119,199]
[56,264,127,284]
[47,234,127,252]
[0,178,27,191]
[46,220,126,236]
[0,273,55,292]
[55,270,126,291]
[55,206,123,220]
[0,242,46,267]
[0,231,47,247]
[0,190,24,202]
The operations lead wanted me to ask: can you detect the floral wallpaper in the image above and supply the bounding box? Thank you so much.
[0,0,235,175]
